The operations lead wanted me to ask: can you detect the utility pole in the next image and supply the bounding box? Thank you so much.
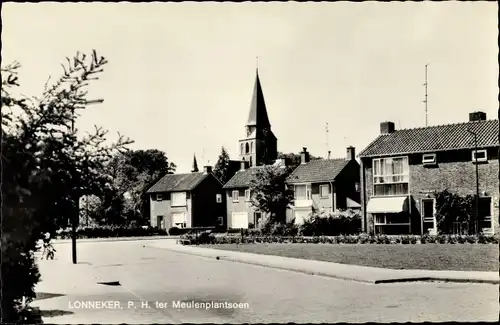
[70,99,104,264]
[423,64,429,127]
[467,128,480,235]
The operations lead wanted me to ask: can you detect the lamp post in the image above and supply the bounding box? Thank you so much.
[467,129,480,235]
[70,99,104,264]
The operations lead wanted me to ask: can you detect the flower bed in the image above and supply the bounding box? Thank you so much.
[179,232,499,246]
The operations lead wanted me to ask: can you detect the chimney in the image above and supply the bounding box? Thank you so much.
[203,166,212,174]
[469,111,487,122]
[380,121,395,135]
[240,160,247,171]
[300,147,310,164]
[346,146,355,161]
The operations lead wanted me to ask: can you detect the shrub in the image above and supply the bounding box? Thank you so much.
[357,233,370,244]
[1,236,41,323]
[54,225,169,239]
[298,209,362,237]
[168,227,185,236]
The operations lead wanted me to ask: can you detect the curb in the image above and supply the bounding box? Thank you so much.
[149,244,500,285]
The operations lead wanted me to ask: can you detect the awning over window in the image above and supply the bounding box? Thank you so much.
[366,196,408,214]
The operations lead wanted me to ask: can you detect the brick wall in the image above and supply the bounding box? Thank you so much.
[360,147,499,234]
[150,193,172,229]
[225,188,257,228]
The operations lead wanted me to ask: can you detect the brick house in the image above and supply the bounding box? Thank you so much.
[146,165,226,230]
[358,111,499,235]
[223,68,282,229]
[286,147,361,224]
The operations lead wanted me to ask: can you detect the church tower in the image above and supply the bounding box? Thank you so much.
[238,69,278,167]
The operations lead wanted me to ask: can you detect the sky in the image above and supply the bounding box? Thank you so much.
[2,2,498,173]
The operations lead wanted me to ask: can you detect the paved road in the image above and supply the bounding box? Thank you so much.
[33,240,499,323]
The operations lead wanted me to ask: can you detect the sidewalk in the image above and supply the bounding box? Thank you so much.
[31,254,169,324]
[148,241,500,285]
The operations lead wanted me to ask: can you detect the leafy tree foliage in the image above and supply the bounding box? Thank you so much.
[434,189,475,235]
[248,165,294,226]
[213,146,231,184]
[110,149,176,225]
[1,50,131,322]
[277,151,321,171]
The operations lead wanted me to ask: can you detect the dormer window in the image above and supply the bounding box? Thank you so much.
[472,149,487,163]
[156,194,163,201]
[422,153,437,166]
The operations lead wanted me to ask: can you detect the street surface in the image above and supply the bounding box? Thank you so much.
[33,240,499,323]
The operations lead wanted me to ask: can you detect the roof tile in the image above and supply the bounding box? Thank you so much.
[223,166,266,189]
[359,119,499,158]
[286,159,351,184]
[146,173,208,193]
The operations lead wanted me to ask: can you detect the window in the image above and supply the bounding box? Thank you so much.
[240,143,244,154]
[171,192,187,206]
[479,197,492,233]
[245,189,251,201]
[294,184,311,200]
[250,142,254,153]
[156,194,163,201]
[249,156,253,166]
[320,184,329,198]
[216,194,222,203]
[373,157,409,196]
[472,149,487,163]
[232,190,239,202]
[374,214,386,225]
[355,182,360,193]
[245,143,250,154]
[172,213,186,228]
[422,153,437,165]
[217,216,224,226]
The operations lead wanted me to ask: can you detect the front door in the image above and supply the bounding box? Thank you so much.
[254,212,262,228]
[156,215,164,229]
[421,199,436,235]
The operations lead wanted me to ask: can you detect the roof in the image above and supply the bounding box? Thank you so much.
[358,119,499,158]
[286,159,351,184]
[146,173,208,193]
[223,166,266,189]
[246,69,271,128]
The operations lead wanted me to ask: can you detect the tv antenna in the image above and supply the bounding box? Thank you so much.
[423,64,429,127]
[325,122,330,158]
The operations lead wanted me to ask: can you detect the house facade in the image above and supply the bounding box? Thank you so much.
[286,147,361,224]
[358,111,499,235]
[223,68,281,229]
[146,166,226,230]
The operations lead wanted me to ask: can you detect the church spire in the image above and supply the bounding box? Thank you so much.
[191,154,199,173]
[246,67,271,129]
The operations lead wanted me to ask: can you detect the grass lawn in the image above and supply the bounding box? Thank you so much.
[202,243,499,272]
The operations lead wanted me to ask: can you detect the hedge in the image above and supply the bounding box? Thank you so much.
[56,225,168,239]
[179,232,500,246]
